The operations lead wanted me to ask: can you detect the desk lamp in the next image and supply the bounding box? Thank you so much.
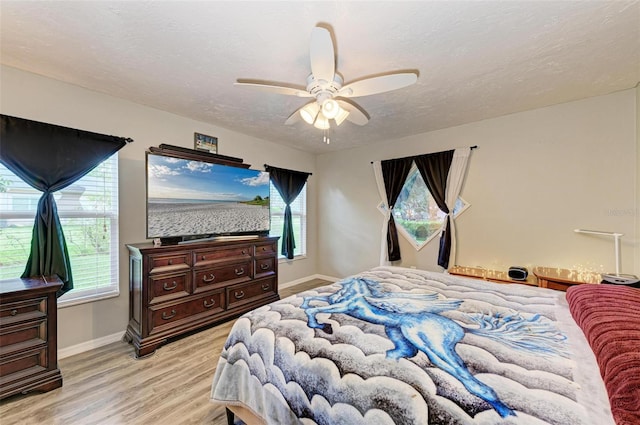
[574,229,639,285]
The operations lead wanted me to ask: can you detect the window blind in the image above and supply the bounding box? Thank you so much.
[269,182,307,258]
[0,155,120,306]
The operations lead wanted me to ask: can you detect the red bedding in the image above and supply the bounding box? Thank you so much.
[566,284,640,425]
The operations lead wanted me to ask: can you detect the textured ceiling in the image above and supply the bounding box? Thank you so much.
[1,1,639,154]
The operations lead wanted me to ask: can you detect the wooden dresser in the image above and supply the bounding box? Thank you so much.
[0,275,63,399]
[125,236,279,358]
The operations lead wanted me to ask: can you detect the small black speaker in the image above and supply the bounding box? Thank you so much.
[508,266,529,281]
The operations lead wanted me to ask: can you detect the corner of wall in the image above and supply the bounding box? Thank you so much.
[635,83,640,276]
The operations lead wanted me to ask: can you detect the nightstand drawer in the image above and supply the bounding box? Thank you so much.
[0,320,46,350]
[0,298,47,325]
[0,347,47,378]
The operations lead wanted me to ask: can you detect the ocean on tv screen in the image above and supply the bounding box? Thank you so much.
[146,153,270,238]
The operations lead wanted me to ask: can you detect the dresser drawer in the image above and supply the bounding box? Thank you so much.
[148,272,190,304]
[193,260,252,293]
[0,347,47,378]
[0,298,47,326]
[0,320,46,350]
[149,291,225,333]
[149,252,190,274]
[254,241,277,257]
[193,245,252,267]
[227,278,276,309]
[254,257,276,279]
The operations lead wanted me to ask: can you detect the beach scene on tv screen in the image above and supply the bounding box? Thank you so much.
[147,154,270,238]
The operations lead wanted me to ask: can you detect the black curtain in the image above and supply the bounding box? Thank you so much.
[266,165,311,260]
[381,157,413,262]
[0,115,131,296]
[414,150,454,268]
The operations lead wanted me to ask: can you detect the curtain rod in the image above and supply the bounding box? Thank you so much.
[264,164,313,176]
[370,145,477,164]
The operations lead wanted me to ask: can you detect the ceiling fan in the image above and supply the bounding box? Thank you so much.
[235,26,418,135]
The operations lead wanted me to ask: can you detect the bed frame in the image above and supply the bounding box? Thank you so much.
[226,405,264,425]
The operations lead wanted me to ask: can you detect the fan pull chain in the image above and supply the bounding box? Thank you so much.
[323,128,330,144]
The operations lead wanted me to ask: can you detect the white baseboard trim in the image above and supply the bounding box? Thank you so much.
[58,274,340,358]
[279,273,339,290]
[58,331,125,359]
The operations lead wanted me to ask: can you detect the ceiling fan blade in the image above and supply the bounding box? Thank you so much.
[338,72,418,98]
[337,99,369,126]
[234,81,312,97]
[309,27,335,83]
[284,108,302,125]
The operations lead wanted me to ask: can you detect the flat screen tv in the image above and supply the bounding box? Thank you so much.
[146,152,270,241]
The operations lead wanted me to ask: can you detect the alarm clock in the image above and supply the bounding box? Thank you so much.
[508,266,529,281]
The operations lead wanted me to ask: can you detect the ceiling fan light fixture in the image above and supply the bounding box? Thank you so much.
[314,114,330,130]
[334,108,350,126]
[300,103,320,124]
[321,98,340,119]
[236,26,418,132]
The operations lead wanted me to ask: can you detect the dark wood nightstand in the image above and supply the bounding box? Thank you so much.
[532,267,601,292]
[0,275,63,399]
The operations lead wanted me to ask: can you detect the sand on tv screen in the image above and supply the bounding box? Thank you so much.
[146,153,271,239]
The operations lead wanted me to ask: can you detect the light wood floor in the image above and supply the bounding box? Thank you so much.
[0,278,331,425]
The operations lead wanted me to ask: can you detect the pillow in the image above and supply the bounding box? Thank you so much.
[566,284,640,425]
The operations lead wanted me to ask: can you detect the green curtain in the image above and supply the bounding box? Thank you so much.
[0,115,131,296]
[265,165,311,260]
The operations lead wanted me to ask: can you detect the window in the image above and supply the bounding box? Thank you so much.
[378,165,469,250]
[269,182,307,258]
[0,155,120,307]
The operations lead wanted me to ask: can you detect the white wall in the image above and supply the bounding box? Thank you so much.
[317,89,638,279]
[0,65,318,350]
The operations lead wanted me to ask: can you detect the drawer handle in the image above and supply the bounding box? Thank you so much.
[11,309,18,316]
[261,283,270,291]
[203,298,216,308]
[202,273,216,283]
[234,291,245,299]
[163,281,178,291]
[168,259,173,265]
[241,250,247,255]
[262,247,267,251]
[235,267,245,276]
[201,255,206,260]
[260,263,270,270]
[161,309,176,320]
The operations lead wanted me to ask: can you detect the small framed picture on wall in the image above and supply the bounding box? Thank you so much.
[194,132,218,154]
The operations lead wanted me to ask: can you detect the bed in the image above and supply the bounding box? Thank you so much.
[210,266,639,424]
